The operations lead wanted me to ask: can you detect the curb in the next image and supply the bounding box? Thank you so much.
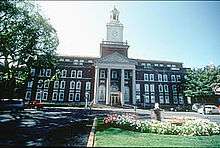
[87,117,97,147]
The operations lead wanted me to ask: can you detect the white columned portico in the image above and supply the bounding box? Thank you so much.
[106,68,111,105]
[120,69,125,106]
[93,67,99,104]
[132,69,136,105]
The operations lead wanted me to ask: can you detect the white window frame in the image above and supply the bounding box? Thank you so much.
[54,81,59,89]
[76,81,81,89]
[150,74,154,81]
[150,84,155,92]
[159,96,164,104]
[124,71,129,79]
[151,95,155,103]
[171,75,176,82]
[179,95,184,104]
[100,70,105,79]
[61,69,67,78]
[37,80,43,88]
[25,91,31,100]
[85,92,90,101]
[144,95,150,103]
[165,96,170,104]
[52,92,58,101]
[70,81,75,89]
[136,84,140,92]
[86,82,91,90]
[164,85,169,92]
[71,70,76,78]
[59,92,64,101]
[176,75,181,82]
[163,74,168,82]
[77,70,82,78]
[27,81,33,88]
[44,80,50,88]
[144,84,149,92]
[31,68,35,77]
[144,74,149,81]
[39,69,45,77]
[42,91,48,101]
[35,91,42,100]
[172,85,177,92]
[68,93,74,101]
[158,74,162,82]
[60,81,66,89]
[46,69,51,77]
[75,93,80,101]
[112,71,117,79]
[159,84,163,92]
[173,95,178,104]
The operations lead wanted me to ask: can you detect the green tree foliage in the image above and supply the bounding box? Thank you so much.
[0,1,59,98]
[184,65,220,102]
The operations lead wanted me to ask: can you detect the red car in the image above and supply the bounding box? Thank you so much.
[27,100,43,109]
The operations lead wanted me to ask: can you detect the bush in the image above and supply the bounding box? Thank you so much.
[103,114,220,136]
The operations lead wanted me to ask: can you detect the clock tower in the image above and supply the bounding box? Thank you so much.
[100,7,129,57]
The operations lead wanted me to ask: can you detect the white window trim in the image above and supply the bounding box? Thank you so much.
[159,84,163,92]
[86,82,91,90]
[136,84,140,92]
[54,81,59,89]
[144,84,149,92]
[150,74,154,81]
[112,71,117,79]
[164,85,169,92]
[37,80,43,88]
[61,69,67,78]
[25,91,31,100]
[70,81,75,89]
[71,70,76,78]
[76,81,81,89]
[52,92,58,101]
[171,75,176,82]
[68,93,74,101]
[159,96,164,104]
[150,84,155,92]
[27,81,33,88]
[59,92,64,101]
[42,92,48,101]
[75,93,80,101]
[31,68,35,77]
[165,96,170,104]
[144,74,149,81]
[77,70,82,78]
[44,80,50,88]
[100,70,105,79]
[163,74,168,82]
[60,81,66,89]
[46,69,51,77]
[158,74,162,82]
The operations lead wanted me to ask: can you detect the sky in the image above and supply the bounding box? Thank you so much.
[36,1,220,68]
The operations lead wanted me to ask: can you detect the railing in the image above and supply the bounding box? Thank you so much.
[101,40,128,46]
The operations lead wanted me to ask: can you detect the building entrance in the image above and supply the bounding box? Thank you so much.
[110,92,120,106]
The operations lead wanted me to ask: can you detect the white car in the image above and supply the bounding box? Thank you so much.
[197,105,220,114]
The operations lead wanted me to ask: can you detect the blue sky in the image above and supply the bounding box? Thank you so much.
[37,1,220,68]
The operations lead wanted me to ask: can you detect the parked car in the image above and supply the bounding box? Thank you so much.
[197,105,220,114]
[0,99,24,112]
[192,103,202,112]
[26,100,43,109]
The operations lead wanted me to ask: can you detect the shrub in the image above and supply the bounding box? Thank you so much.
[103,114,220,136]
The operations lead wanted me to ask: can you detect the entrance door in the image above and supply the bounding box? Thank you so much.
[110,94,120,106]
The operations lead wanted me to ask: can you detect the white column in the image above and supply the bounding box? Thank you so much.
[93,67,99,104]
[120,69,125,106]
[132,69,136,105]
[106,68,111,105]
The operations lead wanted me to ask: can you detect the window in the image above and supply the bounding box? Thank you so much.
[147,63,151,67]
[112,71,117,79]
[46,69,51,77]
[144,74,149,81]
[163,74,168,82]
[85,92,90,101]
[86,82,91,90]
[54,81,59,89]
[136,95,140,101]
[124,71,129,79]
[37,80,43,88]
[151,95,155,103]
[144,95,150,103]
[159,84,163,92]
[100,70,105,78]
[150,74,154,81]
[75,93,80,101]
[70,81,75,89]
[172,64,176,67]
[65,58,70,62]
[69,93,74,101]
[71,70,76,78]
[159,96,164,104]
[59,92,64,101]
[60,81,66,89]
[172,85,177,92]
[165,96,170,104]
[39,69,45,77]
[27,81,33,88]
[36,90,42,100]
[179,95,184,104]
[76,81,81,89]
[42,92,48,100]
[176,75,181,82]
[144,84,149,92]
[164,85,169,92]
[98,85,105,101]
[77,70,82,78]
[158,74,162,82]
[88,60,93,63]
[31,68,35,77]
[150,84,155,92]
[171,75,176,82]
[61,69,67,78]
[159,64,164,67]
[173,96,178,104]
[154,64,158,67]
[44,80,50,88]
[52,92,58,101]
[167,64,171,67]
[25,91,31,100]
[136,84,140,92]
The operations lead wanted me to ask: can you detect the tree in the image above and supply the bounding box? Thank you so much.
[0,1,59,98]
[184,65,220,103]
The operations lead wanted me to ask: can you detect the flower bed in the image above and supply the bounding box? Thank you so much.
[103,114,220,136]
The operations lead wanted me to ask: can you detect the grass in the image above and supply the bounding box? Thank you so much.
[95,118,220,147]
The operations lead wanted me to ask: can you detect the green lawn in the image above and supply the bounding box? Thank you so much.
[95,118,220,147]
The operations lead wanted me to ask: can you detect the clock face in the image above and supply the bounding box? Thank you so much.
[112,31,118,37]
